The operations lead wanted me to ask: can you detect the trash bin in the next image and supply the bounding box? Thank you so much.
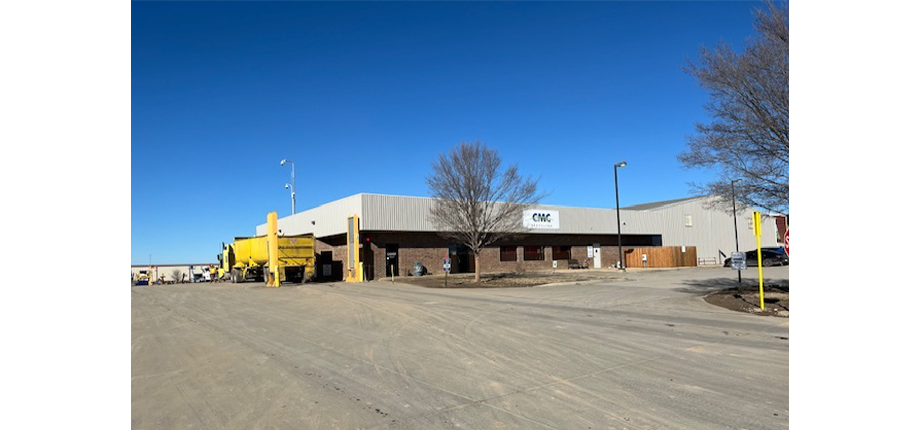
[413,262,426,277]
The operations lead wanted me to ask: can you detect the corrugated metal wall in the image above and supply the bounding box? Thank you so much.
[649,198,782,263]
[359,193,659,235]
[360,194,438,232]
[257,193,784,264]
[256,194,362,237]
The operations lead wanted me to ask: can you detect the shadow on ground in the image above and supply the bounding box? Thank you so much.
[679,277,789,318]
[398,271,600,289]
[678,277,789,294]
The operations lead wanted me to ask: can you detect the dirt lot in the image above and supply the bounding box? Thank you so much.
[704,283,789,317]
[396,270,599,288]
[132,267,789,429]
[399,268,790,318]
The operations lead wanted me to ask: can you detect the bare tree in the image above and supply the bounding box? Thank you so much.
[426,141,546,282]
[679,1,788,214]
[170,269,184,284]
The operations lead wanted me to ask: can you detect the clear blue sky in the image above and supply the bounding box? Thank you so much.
[132,1,761,265]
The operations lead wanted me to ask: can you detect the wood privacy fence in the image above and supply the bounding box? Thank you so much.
[624,246,697,268]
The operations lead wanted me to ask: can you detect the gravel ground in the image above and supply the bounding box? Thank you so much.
[395,270,604,289]
[705,284,790,317]
[132,266,789,429]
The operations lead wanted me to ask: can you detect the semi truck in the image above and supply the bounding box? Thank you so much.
[218,234,316,284]
[133,268,152,286]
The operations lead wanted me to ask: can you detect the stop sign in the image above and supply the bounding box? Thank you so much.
[784,229,789,255]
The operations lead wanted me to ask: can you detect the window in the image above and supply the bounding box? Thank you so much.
[524,246,544,261]
[552,246,571,260]
[500,246,517,262]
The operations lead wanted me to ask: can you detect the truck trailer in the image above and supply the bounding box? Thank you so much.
[218,234,316,284]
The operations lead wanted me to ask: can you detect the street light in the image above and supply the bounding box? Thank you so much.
[614,161,627,271]
[731,178,742,285]
[285,183,294,216]
[281,159,295,216]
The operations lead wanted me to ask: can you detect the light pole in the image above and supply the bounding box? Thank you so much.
[614,161,627,271]
[281,159,295,216]
[285,183,294,216]
[731,178,742,285]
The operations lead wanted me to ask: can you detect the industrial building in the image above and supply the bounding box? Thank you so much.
[255,193,786,281]
[131,263,216,284]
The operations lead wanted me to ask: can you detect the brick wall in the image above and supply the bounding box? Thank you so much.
[315,231,671,280]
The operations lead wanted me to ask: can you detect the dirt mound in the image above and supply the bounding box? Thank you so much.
[705,285,789,317]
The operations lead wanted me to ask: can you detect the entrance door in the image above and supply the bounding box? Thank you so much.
[593,244,602,268]
[363,240,374,281]
[449,243,474,273]
[385,244,399,277]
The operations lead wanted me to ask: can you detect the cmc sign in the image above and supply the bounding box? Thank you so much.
[523,209,559,229]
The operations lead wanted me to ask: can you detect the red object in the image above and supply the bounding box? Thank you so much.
[783,230,789,256]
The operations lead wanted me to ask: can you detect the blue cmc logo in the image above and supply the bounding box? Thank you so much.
[532,213,553,223]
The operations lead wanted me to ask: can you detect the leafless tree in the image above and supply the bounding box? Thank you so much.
[426,141,546,282]
[679,1,788,215]
[170,269,184,284]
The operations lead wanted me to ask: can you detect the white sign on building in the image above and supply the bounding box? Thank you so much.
[523,209,559,229]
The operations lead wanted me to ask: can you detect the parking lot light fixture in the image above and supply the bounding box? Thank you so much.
[281,159,295,215]
[614,161,627,271]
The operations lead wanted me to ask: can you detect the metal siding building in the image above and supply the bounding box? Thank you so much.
[259,193,666,236]
[256,193,783,268]
[131,264,216,283]
[621,197,782,263]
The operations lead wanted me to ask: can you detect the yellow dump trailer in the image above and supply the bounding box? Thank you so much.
[218,234,316,284]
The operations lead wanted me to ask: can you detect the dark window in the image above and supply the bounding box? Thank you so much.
[524,246,544,261]
[500,246,517,262]
[552,246,571,260]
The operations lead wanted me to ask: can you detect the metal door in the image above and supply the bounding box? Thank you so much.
[593,244,602,268]
[385,244,399,277]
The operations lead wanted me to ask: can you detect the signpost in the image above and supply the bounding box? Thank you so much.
[443,257,451,288]
[731,251,746,271]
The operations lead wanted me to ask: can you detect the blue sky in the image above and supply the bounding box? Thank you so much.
[132,1,761,265]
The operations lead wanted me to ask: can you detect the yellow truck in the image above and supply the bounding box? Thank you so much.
[218,234,316,284]
[133,268,152,286]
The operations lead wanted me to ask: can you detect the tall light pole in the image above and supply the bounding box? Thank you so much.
[285,183,294,216]
[731,178,742,285]
[614,161,627,271]
[281,159,295,216]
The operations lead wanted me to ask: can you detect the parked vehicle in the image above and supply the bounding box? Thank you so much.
[218,234,316,284]
[134,269,151,286]
[761,246,787,256]
[724,249,789,267]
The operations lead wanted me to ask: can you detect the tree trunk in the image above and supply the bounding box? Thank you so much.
[474,251,481,283]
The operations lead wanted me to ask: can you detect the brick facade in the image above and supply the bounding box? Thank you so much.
[314,231,660,281]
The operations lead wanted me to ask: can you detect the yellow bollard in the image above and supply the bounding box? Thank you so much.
[753,211,765,310]
[267,212,281,287]
[345,215,363,282]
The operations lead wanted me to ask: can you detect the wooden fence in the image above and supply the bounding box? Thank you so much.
[623,246,697,268]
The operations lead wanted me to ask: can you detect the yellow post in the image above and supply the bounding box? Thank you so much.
[267,212,281,287]
[345,215,363,282]
[753,211,764,310]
